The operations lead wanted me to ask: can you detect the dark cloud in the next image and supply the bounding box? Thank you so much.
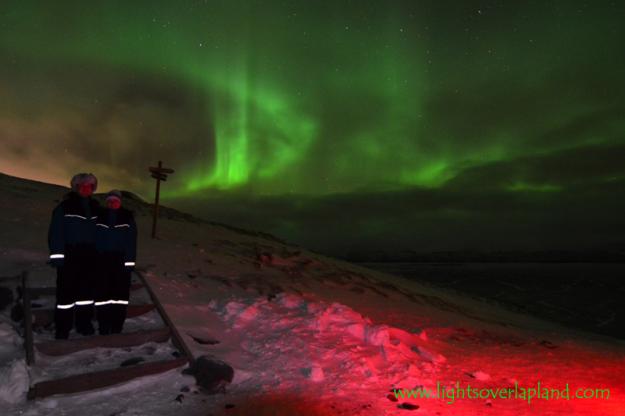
[172,150,625,256]
[0,61,215,191]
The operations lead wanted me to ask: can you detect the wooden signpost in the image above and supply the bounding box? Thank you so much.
[149,160,175,239]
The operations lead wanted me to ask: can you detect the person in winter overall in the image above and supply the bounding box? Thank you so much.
[94,190,137,335]
[48,173,100,339]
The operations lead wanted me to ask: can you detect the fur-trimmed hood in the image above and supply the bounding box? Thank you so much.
[70,173,98,192]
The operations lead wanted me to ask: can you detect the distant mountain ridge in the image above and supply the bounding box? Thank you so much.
[5,171,623,263]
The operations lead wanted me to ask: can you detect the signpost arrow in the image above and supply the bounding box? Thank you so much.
[149,166,175,174]
[150,173,167,181]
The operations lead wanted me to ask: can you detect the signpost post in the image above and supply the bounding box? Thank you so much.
[148,161,175,239]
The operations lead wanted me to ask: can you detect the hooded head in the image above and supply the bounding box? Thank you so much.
[105,189,122,209]
[70,173,98,197]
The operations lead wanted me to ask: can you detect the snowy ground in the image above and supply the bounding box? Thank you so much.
[1,172,624,415]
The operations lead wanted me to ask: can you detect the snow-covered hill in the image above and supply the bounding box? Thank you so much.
[1,172,624,415]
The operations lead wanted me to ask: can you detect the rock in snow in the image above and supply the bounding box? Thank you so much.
[301,364,325,382]
[190,354,234,393]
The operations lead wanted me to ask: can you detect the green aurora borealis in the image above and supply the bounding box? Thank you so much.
[1,0,624,255]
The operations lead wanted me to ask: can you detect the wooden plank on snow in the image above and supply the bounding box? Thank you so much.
[35,327,171,356]
[27,356,188,399]
[32,304,156,327]
[29,283,145,298]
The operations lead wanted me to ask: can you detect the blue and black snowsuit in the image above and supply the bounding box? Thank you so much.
[48,192,101,336]
[94,207,137,334]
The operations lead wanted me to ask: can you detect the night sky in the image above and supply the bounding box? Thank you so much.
[1,1,624,256]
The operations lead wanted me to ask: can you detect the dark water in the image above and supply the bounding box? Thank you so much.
[359,262,625,340]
